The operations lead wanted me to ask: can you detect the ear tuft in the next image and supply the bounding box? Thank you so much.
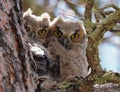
[23,8,51,26]
[23,8,32,18]
[50,16,63,26]
[41,13,50,20]
[23,8,38,26]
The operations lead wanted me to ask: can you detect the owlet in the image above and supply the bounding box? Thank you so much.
[23,8,50,46]
[23,8,52,76]
[48,16,89,81]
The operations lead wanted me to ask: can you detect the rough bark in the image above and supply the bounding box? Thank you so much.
[0,0,35,92]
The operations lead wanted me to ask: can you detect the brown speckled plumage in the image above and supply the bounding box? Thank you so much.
[48,16,89,81]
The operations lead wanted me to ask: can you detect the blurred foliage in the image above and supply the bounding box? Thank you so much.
[22,0,56,20]
[22,0,106,20]
[22,0,46,15]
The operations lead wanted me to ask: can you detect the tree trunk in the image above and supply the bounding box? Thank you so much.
[0,0,35,92]
[86,37,104,77]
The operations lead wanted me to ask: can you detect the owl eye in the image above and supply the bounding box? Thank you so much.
[54,30,62,37]
[38,29,46,35]
[71,33,79,40]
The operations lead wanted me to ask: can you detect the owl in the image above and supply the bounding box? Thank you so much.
[23,9,59,91]
[23,8,50,46]
[48,16,89,82]
[23,8,53,76]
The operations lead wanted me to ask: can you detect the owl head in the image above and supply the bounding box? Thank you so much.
[23,8,50,44]
[50,16,87,50]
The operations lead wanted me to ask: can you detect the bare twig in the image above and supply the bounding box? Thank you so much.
[109,24,120,35]
[58,12,81,20]
[64,0,83,17]
[102,11,115,16]
[64,0,80,6]
[100,3,119,11]
[57,7,84,20]
[109,28,120,33]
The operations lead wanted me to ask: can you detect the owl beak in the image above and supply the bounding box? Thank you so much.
[59,37,72,50]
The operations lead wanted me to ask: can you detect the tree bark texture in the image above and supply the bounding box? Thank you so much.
[0,0,35,92]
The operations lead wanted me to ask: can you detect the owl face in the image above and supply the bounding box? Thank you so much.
[23,8,50,43]
[34,21,50,41]
[50,17,86,50]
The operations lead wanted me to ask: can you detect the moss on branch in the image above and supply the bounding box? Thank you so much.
[90,9,120,40]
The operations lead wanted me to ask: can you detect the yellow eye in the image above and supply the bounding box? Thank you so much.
[54,30,62,37]
[38,29,46,35]
[71,33,79,39]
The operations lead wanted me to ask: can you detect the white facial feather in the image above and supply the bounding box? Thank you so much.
[23,8,50,22]
[23,8,50,27]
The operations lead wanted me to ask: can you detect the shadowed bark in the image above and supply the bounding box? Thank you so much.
[0,0,36,92]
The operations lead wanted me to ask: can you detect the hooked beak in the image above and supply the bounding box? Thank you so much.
[59,37,72,50]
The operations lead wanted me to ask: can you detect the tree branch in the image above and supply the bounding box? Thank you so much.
[95,4,120,22]
[91,9,120,40]
[57,7,82,19]
[64,0,79,6]
[84,0,95,34]
[84,0,94,21]
[64,0,83,17]
[100,3,119,11]
[109,28,120,33]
